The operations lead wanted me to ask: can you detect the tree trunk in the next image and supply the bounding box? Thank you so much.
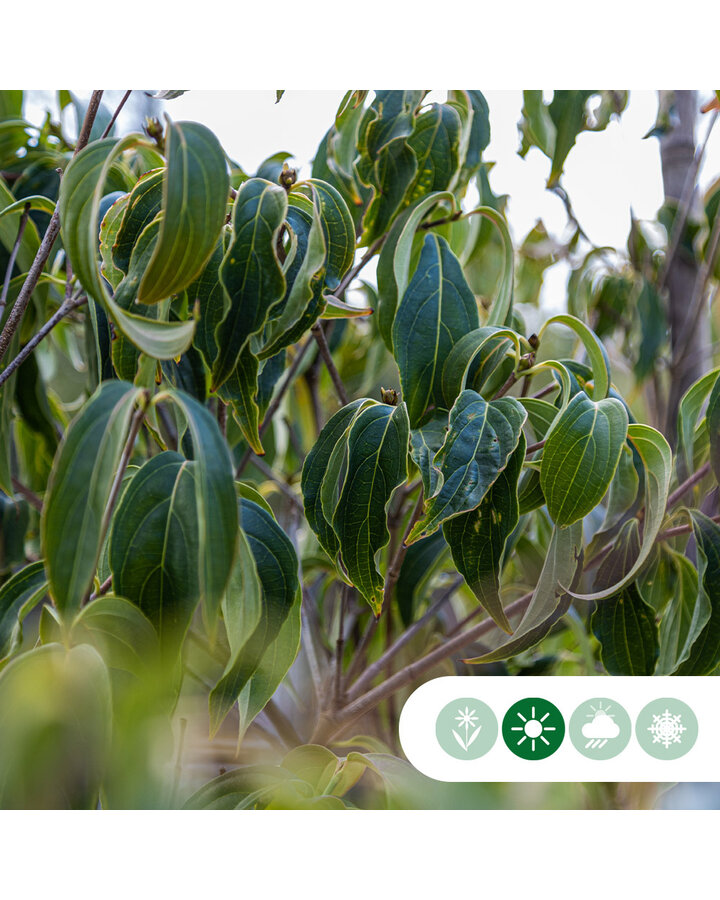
[660,90,703,440]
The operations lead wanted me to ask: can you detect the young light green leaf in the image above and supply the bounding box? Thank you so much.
[443,432,525,632]
[540,390,628,527]
[393,233,480,427]
[137,120,229,303]
[441,326,522,407]
[42,381,146,617]
[211,178,288,389]
[332,402,410,615]
[409,411,448,499]
[470,206,514,327]
[656,551,699,674]
[111,168,164,274]
[0,194,55,220]
[705,371,720,483]
[408,392,526,543]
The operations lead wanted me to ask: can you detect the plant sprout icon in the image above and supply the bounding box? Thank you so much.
[582,701,620,749]
[452,706,482,752]
[510,705,557,753]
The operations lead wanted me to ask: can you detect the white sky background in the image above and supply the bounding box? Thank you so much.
[165,89,720,309]
[29,89,720,309]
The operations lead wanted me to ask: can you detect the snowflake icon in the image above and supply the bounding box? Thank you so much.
[648,708,687,749]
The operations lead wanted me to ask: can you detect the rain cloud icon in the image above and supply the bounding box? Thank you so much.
[581,704,620,749]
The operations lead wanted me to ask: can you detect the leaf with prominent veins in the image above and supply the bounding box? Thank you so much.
[393,233,479,427]
[407,391,526,544]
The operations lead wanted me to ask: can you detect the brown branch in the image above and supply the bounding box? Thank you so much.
[311,322,348,405]
[0,293,87,389]
[382,490,425,605]
[0,90,103,365]
[101,90,131,139]
[11,477,42,512]
[666,460,710,508]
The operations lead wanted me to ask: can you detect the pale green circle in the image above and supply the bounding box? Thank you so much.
[569,697,632,760]
[435,697,498,760]
[636,698,698,760]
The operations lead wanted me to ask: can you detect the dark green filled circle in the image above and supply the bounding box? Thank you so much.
[502,697,565,760]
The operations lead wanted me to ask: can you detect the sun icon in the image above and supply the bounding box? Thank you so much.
[502,698,565,760]
[510,705,557,752]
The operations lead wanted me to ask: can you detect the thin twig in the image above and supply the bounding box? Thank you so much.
[89,574,113,601]
[0,204,30,318]
[11,477,42,511]
[250,455,303,511]
[666,461,710,508]
[382,490,425,605]
[311,322,348,405]
[235,337,313,478]
[673,210,720,367]
[333,585,350,709]
[0,293,87,389]
[0,90,103,365]
[334,234,385,299]
[525,439,546,455]
[346,577,463,702]
[656,514,720,543]
[344,615,379,685]
[101,90,132,139]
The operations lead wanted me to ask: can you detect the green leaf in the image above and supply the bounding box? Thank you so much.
[674,511,720,675]
[0,643,111,809]
[306,178,356,290]
[590,520,658,675]
[547,90,594,187]
[443,432,525,633]
[396,531,448,627]
[467,521,584,662]
[301,399,372,563]
[357,139,418,246]
[0,561,47,662]
[189,234,229,369]
[408,391,526,543]
[0,194,55,220]
[211,178,287,390]
[393,233,480,427]
[409,412,448,499]
[441,326,522,407]
[376,191,456,351]
[538,314,612,400]
[260,190,326,359]
[472,206,514,327]
[71,595,160,680]
[332,402,410,614]
[59,135,197,359]
[216,343,264,454]
[705,370,720,483]
[153,389,238,630]
[137,120,229,303]
[592,583,658,675]
[237,586,302,743]
[210,499,299,735]
[112,168,164,275]
[676,367,719,481]
[41,381,146,617]
[109,452,200,655]
[656,551,698,674]
[569,424,672,602]
[540,390,628,527]
[404,103,462,205]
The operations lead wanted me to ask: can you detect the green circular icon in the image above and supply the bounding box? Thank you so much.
[435,697,498,760]
[635,698,698,760]
[569,697,632,760]
[502,697,565,759]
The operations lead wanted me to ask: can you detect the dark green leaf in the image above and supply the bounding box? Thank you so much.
[443,433,525,632]
[0,561,47,661]
[408,391,526,543]
[137,120,229,303]
[393,233,479,427]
